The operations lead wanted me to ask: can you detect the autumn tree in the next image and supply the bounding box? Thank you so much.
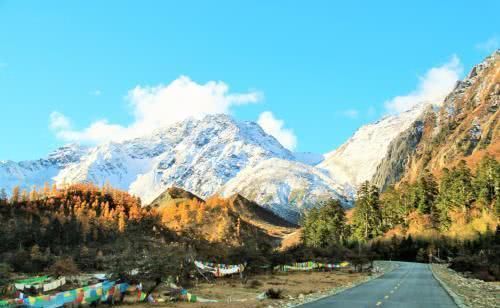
[21,189,28,202]
[10,186,20,203]
[29,185,38,202]
[128,203,142,220]
[42,182,50,198]
[118,211,127,233]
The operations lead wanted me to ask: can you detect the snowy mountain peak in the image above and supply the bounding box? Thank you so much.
[46,143,88,166]
[2,114,291,196]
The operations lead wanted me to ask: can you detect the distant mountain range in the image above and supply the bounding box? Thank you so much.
[1,50,498,223]
[0,113,353,222]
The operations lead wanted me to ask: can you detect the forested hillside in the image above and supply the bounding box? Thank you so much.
[302,155,499,280]
[0,183,180,273]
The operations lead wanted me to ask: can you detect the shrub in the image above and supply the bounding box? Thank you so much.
[48,258,80,277]
[247,279,262,288]
[0,263,12,285]
[450,255,483,273]
[265,288,283,299]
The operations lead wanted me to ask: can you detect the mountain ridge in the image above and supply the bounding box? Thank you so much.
[400,50,499,182]
[0,114,349,222]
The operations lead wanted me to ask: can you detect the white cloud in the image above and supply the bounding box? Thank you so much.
[50,76,262,144]
[342,109,359,119]
[49,112,71,131]
[257,111,297,151]
[476,36,499,53]
[90,89,102,96]
[384,55,462,114]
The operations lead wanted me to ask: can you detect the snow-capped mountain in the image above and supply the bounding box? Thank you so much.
[220,158,351,222]
[0,114,350,221]
[0,144,88,195]
[53,114,297,204]
[317,103,430,188]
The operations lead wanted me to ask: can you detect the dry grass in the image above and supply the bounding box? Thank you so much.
[279,229,302,251]
[154,270,369,307]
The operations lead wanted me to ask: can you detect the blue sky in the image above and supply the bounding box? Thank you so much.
[0,0,498,160]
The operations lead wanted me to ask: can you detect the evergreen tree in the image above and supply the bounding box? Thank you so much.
[437,161,475,216]
[0,188,7,205]
[473,155,499,208]
[436,168,453,230]
[380,185,406,230]
[352,182,383,242]
[302,199,348,248]
[414,170,438,215]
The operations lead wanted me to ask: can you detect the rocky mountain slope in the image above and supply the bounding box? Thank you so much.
[398,50,499,182]
[322,51,499,191]
[317,103,430,188]
[370,108,429,189]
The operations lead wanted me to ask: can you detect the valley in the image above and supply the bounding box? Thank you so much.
[0,49,498,307]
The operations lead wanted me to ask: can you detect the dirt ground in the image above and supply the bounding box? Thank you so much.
[124,270,370,308]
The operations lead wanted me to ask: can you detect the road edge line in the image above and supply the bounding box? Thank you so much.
[289,261,399,307]
[429,264,469,308]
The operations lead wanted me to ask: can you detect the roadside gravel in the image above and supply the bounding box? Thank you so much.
[431,264,499,308]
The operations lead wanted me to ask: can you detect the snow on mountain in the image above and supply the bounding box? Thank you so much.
[0,144,88,194]
[317,104,430,188]
[0,114,354,221]
[5,109,426,222]
[220,158,351,222]
[51,114,296,204]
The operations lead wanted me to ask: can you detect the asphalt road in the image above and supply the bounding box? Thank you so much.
[300,262,457,308]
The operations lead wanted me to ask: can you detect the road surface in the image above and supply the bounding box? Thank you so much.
[300,262,457,308]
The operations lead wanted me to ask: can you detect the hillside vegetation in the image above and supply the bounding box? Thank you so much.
[154,190,297,245]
